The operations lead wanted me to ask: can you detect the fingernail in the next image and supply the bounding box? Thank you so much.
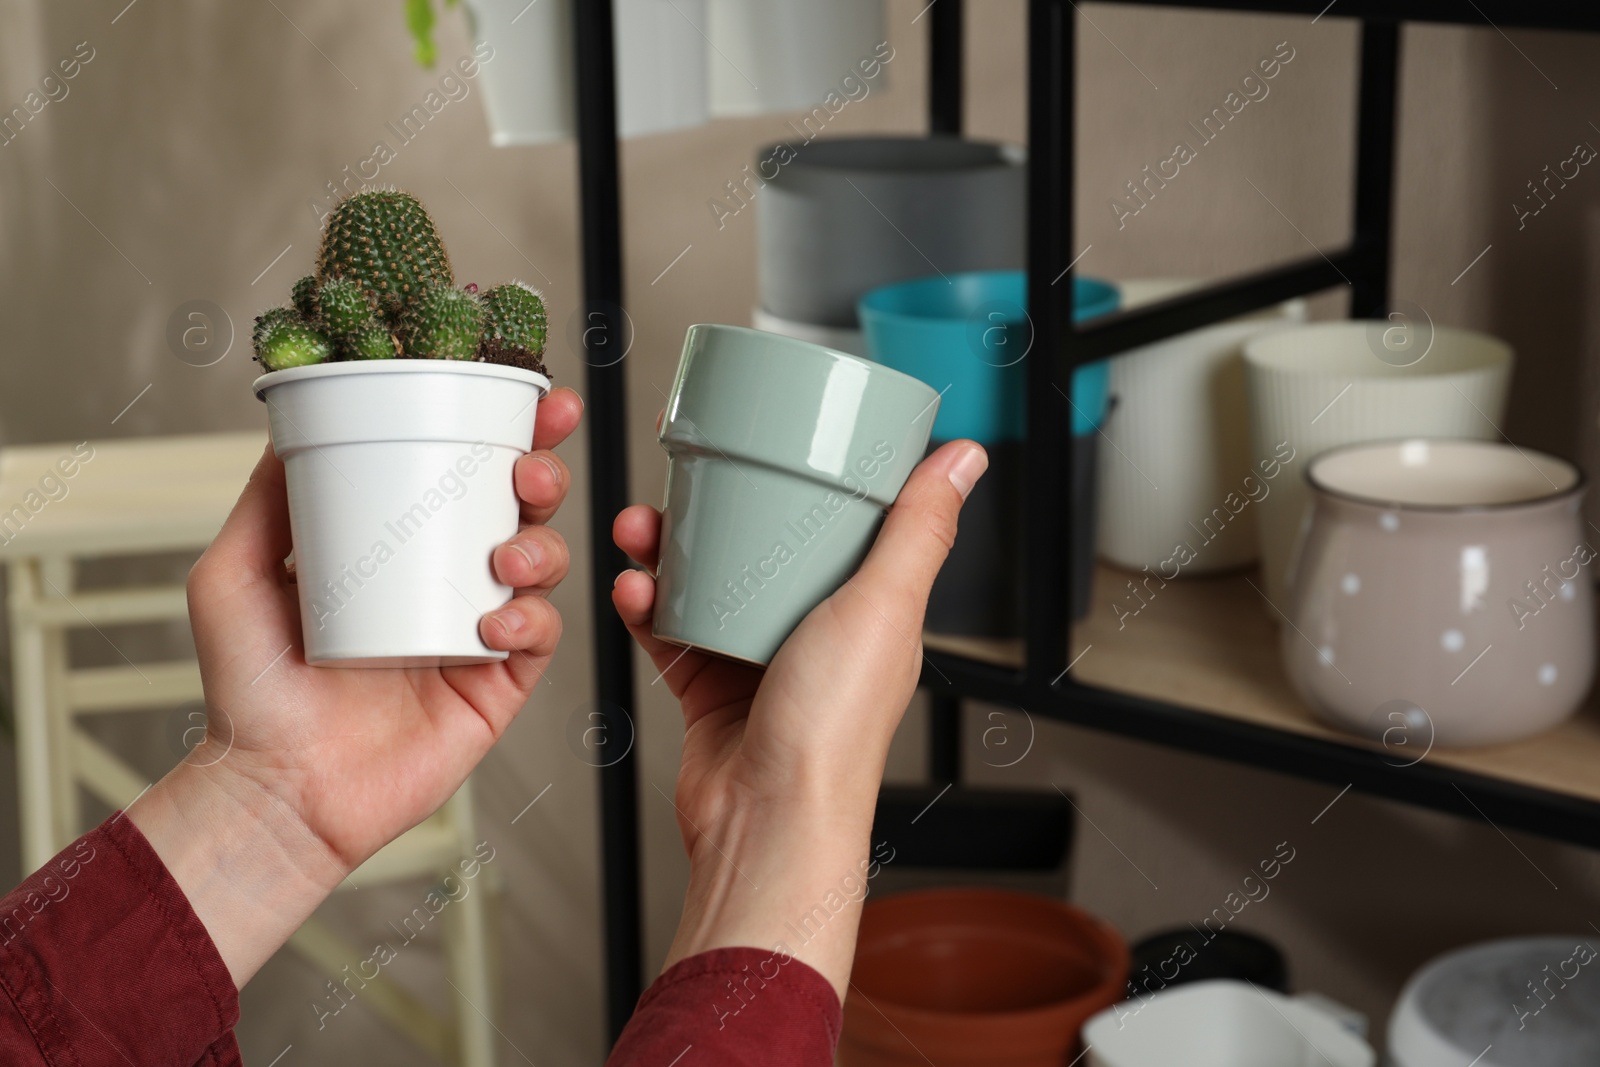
[490,609,523,637]
[511,542,540,577]
[614,570,626,588]
[535,454,562,485]
[947,445,988,501]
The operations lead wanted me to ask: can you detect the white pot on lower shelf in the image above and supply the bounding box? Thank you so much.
[253,360,549,667]
[465,0,709,146]
[1096,279,1306,575]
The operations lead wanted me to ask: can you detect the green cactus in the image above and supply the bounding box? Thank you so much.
[255,321,332,371]
[316,190,453,323]
[344,325,399,361]
[399,285,482,360]
[317,277,382,339]
[291,275,320,321]
[480,282,547,352]
[252,306,300,352]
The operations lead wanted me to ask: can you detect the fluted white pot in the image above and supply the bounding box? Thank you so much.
[1243,322,1513,608]
[1097,280,1306,575]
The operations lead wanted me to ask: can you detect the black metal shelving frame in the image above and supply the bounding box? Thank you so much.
[569,0,1600,1042]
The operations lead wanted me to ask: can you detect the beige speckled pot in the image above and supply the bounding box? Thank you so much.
[1283,439,1595,748]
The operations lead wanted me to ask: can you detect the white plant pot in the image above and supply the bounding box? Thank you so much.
[1243,322,1512,608]
[1083,980,1374,1067]
[614,0,710,138]
[466,0,708,146]
[707,0,886,118]
[253,361,549,667]
[1096,279,1306,575]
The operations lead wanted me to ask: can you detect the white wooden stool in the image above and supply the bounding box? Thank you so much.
[0,431,498,1066]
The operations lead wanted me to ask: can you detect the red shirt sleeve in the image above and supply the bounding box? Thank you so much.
[607,947,842,1067]
[0,812,242,1067]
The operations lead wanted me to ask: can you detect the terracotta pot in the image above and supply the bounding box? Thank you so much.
[842,888,1129,1067]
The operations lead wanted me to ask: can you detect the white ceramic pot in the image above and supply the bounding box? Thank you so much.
[1284,438,1593,747]
[750,306,864,357]
[1097,279,1306,574]
[1243,322,1513,607]
[707,0,886,118]
[253,361,549,667]
[1390,937,1600,1067]
[1083,979,1374,1067]
[466,0,708,145]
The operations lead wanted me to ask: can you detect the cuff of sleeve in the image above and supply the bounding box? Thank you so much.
[0,812,241,1066]
[609,947,841,1066]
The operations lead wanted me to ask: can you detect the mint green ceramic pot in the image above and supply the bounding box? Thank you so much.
[654,324,941,665]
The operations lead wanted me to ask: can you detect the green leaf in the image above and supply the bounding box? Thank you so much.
[405,0,438,68]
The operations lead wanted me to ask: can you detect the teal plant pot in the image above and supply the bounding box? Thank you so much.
[857,270,1118,443]
[653,324,940,665]
[858,270,1119,634]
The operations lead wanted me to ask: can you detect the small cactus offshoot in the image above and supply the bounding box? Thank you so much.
[317,277,381,339]
[478,282,548,372]
[252,306,300,351]
[291,275,320,322]
[345,325,400,360]
[400,285,482,360]
[252,189,550,378]
[256,321,332,371]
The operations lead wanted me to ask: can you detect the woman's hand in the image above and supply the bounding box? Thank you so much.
[612,440,986,1000]
[130,387,583,987]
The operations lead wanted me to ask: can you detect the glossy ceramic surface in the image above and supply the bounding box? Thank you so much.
[1083,980,1374,1067]
[842,888,1129,1067]
[858,269,1118,443]
[1243,321,1513,606]
[653,324,938,665]
[1283,439,1594,747]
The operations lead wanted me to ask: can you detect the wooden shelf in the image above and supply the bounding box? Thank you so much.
[925,564,1600,808]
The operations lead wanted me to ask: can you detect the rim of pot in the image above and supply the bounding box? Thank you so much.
[1241,320,1512,377]
[858,270,1118,326]
[251,358,551,402]
[679,322,943,405]
[759,135,1024,174]
[1305,437,1584,514]
[847,888,1128,1024]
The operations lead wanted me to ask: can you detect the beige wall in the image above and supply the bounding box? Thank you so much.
[2,1,1599,1062]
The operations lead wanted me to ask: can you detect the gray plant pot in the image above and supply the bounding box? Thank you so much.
[756,136,1026,328]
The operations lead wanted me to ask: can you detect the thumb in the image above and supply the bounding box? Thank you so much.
[193,445,294,590]
[848,441,987,629]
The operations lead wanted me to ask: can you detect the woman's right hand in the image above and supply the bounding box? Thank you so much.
[611,440,986,1000]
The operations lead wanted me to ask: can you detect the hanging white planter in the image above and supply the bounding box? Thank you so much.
[614,0,710,137]
[464,0,709,146]
[707,0,887,118]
